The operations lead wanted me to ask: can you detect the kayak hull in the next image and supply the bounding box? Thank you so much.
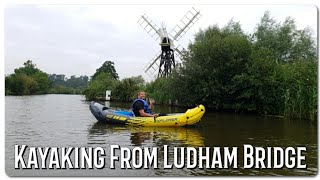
[89,101,205,127]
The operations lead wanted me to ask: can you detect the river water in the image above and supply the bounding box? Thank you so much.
[5,94,317,176]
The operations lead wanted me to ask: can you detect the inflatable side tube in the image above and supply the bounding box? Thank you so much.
[89,101,107,122]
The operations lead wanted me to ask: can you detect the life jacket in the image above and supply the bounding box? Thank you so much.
[132,98,152,115]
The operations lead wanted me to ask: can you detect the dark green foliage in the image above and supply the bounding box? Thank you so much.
[112,77,142,102]
[5,60,50,95]
[253,11,316,63]
[145,12,317,120]
[47,85,82,94]
[83,60,119,100]
[48,74,89,94]
[14,60,39,75]
[83,72,143,101]
[83,73,117,100]
[172,21,253,109]
[83,59,144,101]
[130,75,145,90]
[145,77,172,104]
[281,60,317,121]
[91,61,119,81]
[66,75,89,88]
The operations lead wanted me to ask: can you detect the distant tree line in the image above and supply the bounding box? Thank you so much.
[5,60,89,95]
[48,74,89,94]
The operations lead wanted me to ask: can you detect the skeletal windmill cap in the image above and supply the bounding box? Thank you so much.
[137,7,200,78]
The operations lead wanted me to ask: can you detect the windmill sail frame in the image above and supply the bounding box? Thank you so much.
[138,7,201,78]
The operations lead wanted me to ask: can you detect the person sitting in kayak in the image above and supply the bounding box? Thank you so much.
[132,91,159,117]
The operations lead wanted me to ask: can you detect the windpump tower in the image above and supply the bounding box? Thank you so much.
[138,7,201,78]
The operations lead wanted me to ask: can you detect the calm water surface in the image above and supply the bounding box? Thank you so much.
[5,95,317,176]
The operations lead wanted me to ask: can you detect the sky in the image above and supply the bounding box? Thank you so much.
[3,2,318,82]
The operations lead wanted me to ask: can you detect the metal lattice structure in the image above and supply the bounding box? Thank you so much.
[138,7,201,78]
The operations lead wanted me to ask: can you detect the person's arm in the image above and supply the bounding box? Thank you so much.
[139,109,157,117]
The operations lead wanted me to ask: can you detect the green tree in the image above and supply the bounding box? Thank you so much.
[113,77,141,101]
[14,60,39,75]
[130,75,145,88]
[145,77,172,104]
[32,71,50,94]
[244,11,318,115]
[83,61,119,100]
[48,74,89,94]
[84,60,120,100]
[5,60,50,95]
[83,73,117,100]
[145,12,317,121]
[91,61,119,81]
[175,22,252,109]
[253,11,316,63]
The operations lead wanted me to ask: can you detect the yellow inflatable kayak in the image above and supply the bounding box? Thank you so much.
[89,101,205,127]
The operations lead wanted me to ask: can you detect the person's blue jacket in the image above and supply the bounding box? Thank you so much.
[132,98,152,115]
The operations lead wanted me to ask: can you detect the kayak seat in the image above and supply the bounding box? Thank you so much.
[114,110,135,116]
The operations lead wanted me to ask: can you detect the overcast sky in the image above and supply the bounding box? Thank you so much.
[4,4,317,82]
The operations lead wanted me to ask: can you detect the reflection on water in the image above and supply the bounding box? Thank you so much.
[89,122,205,147]
[5,95,318,176]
